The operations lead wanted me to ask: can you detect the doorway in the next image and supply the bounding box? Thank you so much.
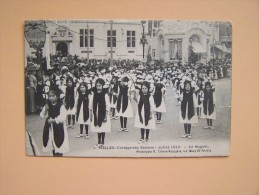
[56,42,68,56]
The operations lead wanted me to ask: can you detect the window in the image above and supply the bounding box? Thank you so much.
[107,30,116,47]
[80,29,94,47]
[127,31,135,47]
[152,49,156,57]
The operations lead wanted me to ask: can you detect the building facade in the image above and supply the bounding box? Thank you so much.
[149,20,225,64]
[25,20,146,62]
[25,20,232,66]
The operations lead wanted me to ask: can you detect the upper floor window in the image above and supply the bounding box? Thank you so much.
[127,31,135,47]
[80,29,94,47]
[107,30,116,47]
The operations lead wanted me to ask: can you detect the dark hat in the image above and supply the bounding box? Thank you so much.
[122,77,129,82]
[26,66,37,71]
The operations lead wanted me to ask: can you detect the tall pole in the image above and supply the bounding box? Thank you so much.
[110,20,113,67]
[150,20,153,60]
[206,39,209,66]
[212,23,216,79]
[141,20,146,61]
[87,21,90,64]
[142,24,145,59]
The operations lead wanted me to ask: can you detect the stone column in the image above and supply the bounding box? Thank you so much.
[182,37,189,64]
[67,42,70,55]
[52,42,56,55]
[164,38,170,62]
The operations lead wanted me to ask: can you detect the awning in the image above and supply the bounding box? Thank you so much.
[191,42,206,53]
[214,44,228,52]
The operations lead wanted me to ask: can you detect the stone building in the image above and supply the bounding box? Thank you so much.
[24,20,232,66]
[148,20,231,64]
[25,20,146,63]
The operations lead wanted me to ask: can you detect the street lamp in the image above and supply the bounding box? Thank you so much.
[140,20,148,59]
[25,20,47,82]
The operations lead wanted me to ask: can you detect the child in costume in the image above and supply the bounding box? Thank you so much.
[75,82,91,138]
[134,81,156,143]
[116,77,133,132]
[65,77,77,129]
[201,81,216,129]
[179,80,198,139]
[40,86,69,156]
[90,78,111,148]
[153,79,166,124]
[109,76,119,120]
[195,78,204,118]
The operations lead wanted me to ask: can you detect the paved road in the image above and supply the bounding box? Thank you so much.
[26,78,231,157]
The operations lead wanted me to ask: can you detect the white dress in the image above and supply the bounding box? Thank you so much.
[179,93,198,124]
[90,94,111,133]
[200,93,216,120]
[75,93,91,125]
[40,105,69,154]
[116,88,133,118]
[153,87,167,113]
[134,96,156,130]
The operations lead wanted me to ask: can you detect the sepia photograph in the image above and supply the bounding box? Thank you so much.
[24,19,232,157]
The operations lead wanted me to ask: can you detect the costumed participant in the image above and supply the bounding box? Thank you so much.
[65,77,77,129]
[153,78,167,124]
[75,82,91,138]
[59,66,69,85]
[195,78,204,117]
[134,81,156,143]
[201,81,216,129]
[25,70,31,115]
[52,67,61,87]
[90,78,111,148]
[36,78,45,112]
[28,66,38,114]
[59,69,66,84]
[116,76,133,132]
[179,80,198,139]
[40,86,69,156]
[109,76,119,120]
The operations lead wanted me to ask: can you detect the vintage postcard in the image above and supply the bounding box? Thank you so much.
[25,20,231,157]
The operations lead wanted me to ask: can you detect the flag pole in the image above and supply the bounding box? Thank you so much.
[87,21,90,65]
[110,20,113,67]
